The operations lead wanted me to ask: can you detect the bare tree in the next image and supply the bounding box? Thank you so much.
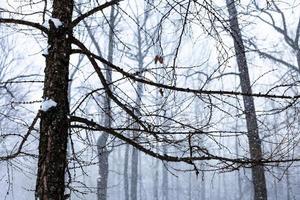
[96,5,116,200]
[35,0,73,199]
[251,1,300,73]
[226,0,267,199]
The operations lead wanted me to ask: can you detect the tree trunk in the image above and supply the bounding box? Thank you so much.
[286,170,291,200]
[236,136,243,200]
[222,174,228,200]
[97,5,116,200]
[200,173,206,200]
[225,1,267,200]
[131,146,138,200]
[97,134,109,200]
[188,172,192,200]
[130,15,146,200]
[124,144,129,200]
[138,152,143,200]
[176,176,180,200]
[216,173,221,200]
[162,146,169,200]
[296,50,300,71]
[153,157,159,200]
[235,121,242,200]
[36,0,73,199]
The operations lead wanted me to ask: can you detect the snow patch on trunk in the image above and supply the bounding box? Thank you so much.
[42,18,63,29]
[40,99,57,111]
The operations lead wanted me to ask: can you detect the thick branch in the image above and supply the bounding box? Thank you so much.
[70,115,300,166]
[0,18,48,33]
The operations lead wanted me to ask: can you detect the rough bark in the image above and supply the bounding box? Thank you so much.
[225,1,267,200]
[35,0,73,199]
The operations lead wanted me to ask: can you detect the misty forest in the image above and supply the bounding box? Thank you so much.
[0,0,300,200]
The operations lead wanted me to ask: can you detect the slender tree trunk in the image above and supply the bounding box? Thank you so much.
[194,80,206,200]
[236,138,243,200]
[162,146,169,200]
[286,121,291,200]
[188,172,192,200]
[226,1,267,200]
[96,6,116,200]
[222,174,228,200]
[176,176,180,200]
[117,147,122,200]
[296,50,300,71]
[217,173,221,200]
[124,144,129,200]
[138,152,143,200]
[273,177,278,200]
[131,146,138,200]
[97,134,109,200]
[235,123,242,200]
[36,0,73,199]
[131,16,147,200]
[200,173,206,200]
[286,170,291,200]
[153,157,159,200]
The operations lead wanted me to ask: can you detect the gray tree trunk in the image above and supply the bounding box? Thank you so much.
[162,147,169,200]
[36,0,73,199]
[153,157,159,200]
[124,144,130,200]
[176,176,180,200]
[131,146,138,200]
[286,170,291,200]
[225,1,267,200]
[222,174,228,200]
[188,172,192,200]
[235,119,242,200]
[96,6,116,200]
[296,51,300,70]
[138,152,143,200]
[194,76,206,200]
[200,173,206,200]
[131,8,150,199]
[236,135,243,200]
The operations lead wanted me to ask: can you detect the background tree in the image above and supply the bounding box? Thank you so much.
[226,0,267,199]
